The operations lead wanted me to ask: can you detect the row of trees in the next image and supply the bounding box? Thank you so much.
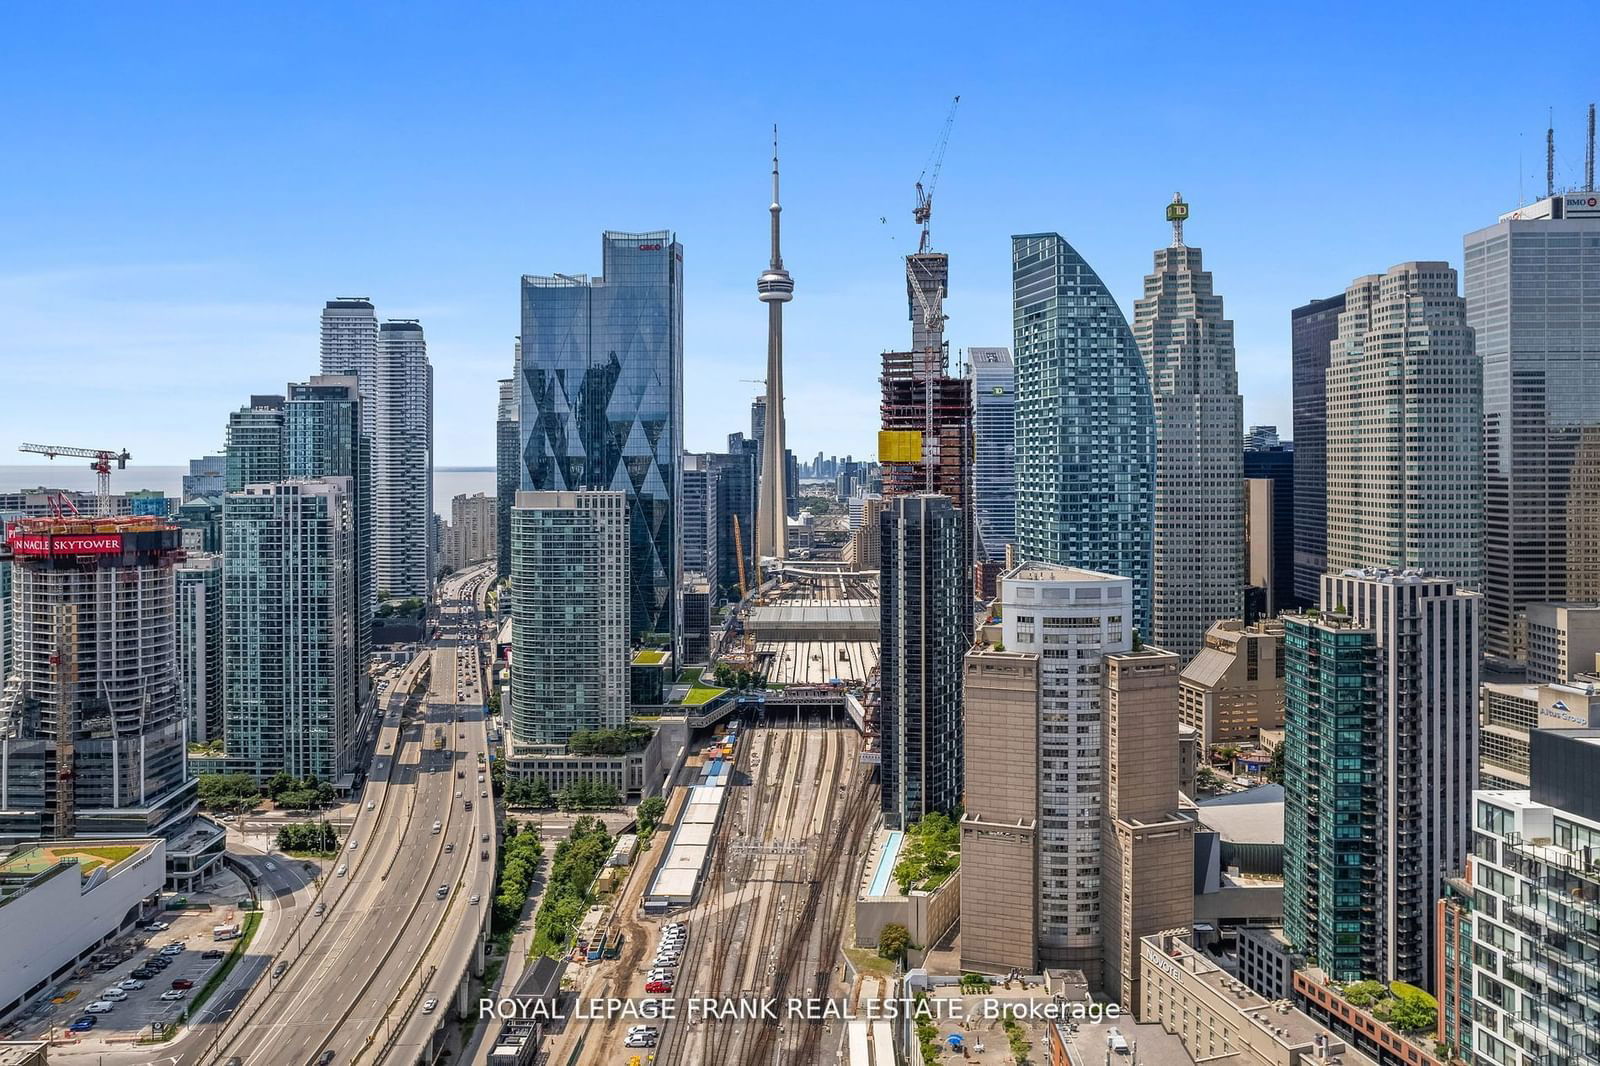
[566,726,651,756]
[498,774,622,811]
[492,819,545,934]
[275,822,339,855]
[532,817,612,957]
[266,772,336,811]
[197,772,337,813]
[711,663,768,691]
[893,811,960,893]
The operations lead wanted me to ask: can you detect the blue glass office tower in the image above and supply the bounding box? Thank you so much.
[1011,234,1156,634]
[520,231,684,651]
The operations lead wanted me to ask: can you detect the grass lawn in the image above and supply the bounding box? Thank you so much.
[682,686,728,706]
[633,649,668,666]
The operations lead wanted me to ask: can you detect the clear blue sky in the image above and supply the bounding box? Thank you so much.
[0,2,1593,467]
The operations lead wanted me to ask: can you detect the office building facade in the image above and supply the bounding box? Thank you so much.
[1524,602,1600,684]
[444,492,496,571]
[520,231,683,649]
[1132,212,1245,661]
[1466,195,1600,660]
[223,480,360,781]
[970,346,1015,564]
[175,553,224,746]
[959,647,1041,973]
[224,395,286,492]
[1102,646,1194,1009]
[373,320,433,599]
[1178,618,1286,746]
[182,455,225,501]
[1243,443,1295,613]
[999,563,1135,980]
[496,371,518,581]
[681,454,718,580]
[1012,233,1155,634]
[1325,264,1481,590]
[1290,294,1345,607]
[508,491,628,749]
[879,495,965,830]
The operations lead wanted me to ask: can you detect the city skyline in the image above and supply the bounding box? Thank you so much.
[1,6,1594,467]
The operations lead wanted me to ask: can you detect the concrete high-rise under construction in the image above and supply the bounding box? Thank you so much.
[755,133,794,563]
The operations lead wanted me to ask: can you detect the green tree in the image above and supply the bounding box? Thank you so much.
[265,772,298,800]
[197,773,261,812]
[1266,743,1286,785]
[877,923,911,961]
[637,795,667,837]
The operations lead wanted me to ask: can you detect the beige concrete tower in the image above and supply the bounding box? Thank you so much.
[755,130,793,563]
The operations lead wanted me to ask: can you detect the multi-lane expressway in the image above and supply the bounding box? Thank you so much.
[199,565,497,1066]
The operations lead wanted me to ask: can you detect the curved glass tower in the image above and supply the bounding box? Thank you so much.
[1011,233,1155,634]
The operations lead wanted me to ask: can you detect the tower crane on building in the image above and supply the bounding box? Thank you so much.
[913,95,959,255]
[17,442,133,517]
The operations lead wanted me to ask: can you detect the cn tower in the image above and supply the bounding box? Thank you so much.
[755,128,793,563]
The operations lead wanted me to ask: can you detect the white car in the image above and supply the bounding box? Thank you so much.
[100,988,128,1000]
[148,920,170,931]
[160,989,186,1001]
[469,895,480,905]
[367,802,375,811]
[85,1001,115,1013]
[422,997,438,1014]
[625,1033,658,1048]
[336,864,348,877]
[119,979,145,990]
[348,840,358,851]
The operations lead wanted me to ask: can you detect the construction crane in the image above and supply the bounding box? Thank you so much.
[913,95,960,254]
[732,514,749,600]
[18,442,132,517]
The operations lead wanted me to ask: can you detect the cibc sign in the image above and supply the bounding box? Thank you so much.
[7,533,124,557]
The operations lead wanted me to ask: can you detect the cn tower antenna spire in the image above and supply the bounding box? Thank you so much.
[756,126,795,567]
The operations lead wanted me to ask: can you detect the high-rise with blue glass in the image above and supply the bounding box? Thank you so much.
[1011,233,1156,634]
[520,231,684,652]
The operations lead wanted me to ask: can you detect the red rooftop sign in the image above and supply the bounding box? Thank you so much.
[8,534,124,556]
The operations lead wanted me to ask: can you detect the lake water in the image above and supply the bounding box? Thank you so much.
[0,464,497,521]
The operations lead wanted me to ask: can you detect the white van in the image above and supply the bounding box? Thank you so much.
[85,1001,115,1014]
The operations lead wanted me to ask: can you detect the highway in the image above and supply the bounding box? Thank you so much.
[200,564,497,1066]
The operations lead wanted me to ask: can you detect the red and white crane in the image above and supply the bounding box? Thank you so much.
[17,442,133,517]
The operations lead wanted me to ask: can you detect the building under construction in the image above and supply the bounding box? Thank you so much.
[0,513,195,844]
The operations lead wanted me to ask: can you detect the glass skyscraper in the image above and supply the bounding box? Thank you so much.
[970,347,1015,564]
[496,365,519,581]
[520,231,684,651]
[1011,233,1155,635]
[1465,195,1600,660]
[1290,294,1344,607]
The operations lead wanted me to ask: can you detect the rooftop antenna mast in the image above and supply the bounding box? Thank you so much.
[1547,108,1555,198]
[1587,103,1595,191]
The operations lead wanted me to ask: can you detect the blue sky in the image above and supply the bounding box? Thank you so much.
[0,2,1593,467]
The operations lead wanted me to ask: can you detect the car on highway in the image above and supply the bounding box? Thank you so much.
[469,894,480,905]
[481,849,489,861]
[348,840,358,851]
[336,864,348,877]
[171,978,195,990]
[367,801,375,810]
[445,841,455,853]
[317,1050,335,1065]
[273,960,289,978]
[160,989,187,1001]
[314,901,326,916]
[480,790,487,798]
[422,997,438,1014]
[69,1017,97,1032]
[436,884,449,899]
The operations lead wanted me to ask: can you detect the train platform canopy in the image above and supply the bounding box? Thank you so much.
[746,603,879,641]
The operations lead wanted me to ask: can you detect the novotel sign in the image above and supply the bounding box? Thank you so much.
[7,534,124,556]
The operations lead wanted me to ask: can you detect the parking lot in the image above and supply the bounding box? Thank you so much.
[9,903,246,1045]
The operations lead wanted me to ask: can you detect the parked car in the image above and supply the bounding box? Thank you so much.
[160,944,184,956]
[160,989,187,1001]
[100,988,128,1001]
[130,968,155,980]
[119,979,145,990]
[68,1017,97,1032]
[643,980,671,994]
[171,978,195,990]
[84,1002,115,1014]
[147,920,169,931]
[626,1033,659,1048]
[202,949,226,960]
